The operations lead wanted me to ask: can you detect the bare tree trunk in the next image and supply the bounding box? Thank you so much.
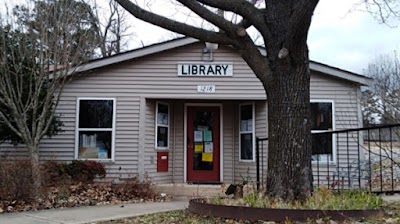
[265,59,313,201]
[28,145,41,197]
[260,1,314,201]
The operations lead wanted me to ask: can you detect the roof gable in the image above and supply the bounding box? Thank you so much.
[75,37,370,85]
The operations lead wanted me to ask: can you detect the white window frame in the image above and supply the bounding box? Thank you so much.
[310,99,336,164]
[239,102,256,162]
[155,101,170,150]
[74,97,116,161]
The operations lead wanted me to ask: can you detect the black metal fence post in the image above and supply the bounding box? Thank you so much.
[256,137,260,191]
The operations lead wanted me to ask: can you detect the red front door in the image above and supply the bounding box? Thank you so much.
[187,106,220,183]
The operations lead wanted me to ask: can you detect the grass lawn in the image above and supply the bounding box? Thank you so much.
[98,201,400,224]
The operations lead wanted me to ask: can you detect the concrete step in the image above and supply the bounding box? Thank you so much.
[155,183,225,198]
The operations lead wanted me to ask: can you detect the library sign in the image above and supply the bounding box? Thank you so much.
[178,63,233,76]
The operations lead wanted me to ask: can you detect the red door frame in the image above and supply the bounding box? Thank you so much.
[187,106,220,182]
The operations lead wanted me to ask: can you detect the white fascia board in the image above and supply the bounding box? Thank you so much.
[257,46,370,86]
[309,62,371,86]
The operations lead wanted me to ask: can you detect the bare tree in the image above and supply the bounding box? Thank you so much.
[354,0,400,25]
[363,51,400,125]
[116,0,318,200]
[0,0,93,193]
[90,0,134,57]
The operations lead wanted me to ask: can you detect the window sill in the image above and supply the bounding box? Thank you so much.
[156,148,171,151]
[76,158,115,163]
[239,159,255,163]
[312,161,336,165]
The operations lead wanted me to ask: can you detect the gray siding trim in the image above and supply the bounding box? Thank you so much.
[138,97,146,178]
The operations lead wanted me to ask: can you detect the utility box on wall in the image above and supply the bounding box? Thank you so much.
[157,151,169,172]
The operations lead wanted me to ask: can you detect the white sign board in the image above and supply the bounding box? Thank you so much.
[197,85,215,93]
[178,63,233,76]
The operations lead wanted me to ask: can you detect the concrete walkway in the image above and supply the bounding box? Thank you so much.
[0,199,188,224]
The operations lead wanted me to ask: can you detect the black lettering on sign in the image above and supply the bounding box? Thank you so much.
[199,65,206,75]
[221,65,229,75]
[215,65,222,75]
[207,65,215,75]
[181,65,188,75]
[192,65,198,75]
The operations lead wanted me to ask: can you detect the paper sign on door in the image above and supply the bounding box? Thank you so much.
[194,130,203,142]
[195,142,203,152]
[203,130,212,141]
[202,153,213,162]
[204,142,213,153]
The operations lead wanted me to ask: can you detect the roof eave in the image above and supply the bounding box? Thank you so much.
[74,37,199,74]
[256,47,370,86]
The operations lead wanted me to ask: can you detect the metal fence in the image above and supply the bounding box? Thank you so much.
[256,124,400,194]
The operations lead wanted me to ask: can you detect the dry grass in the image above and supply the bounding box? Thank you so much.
[97,200,400,224]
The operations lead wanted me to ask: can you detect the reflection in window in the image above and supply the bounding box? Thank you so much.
[240,104,254,161]
[156,102,169,148]
[311,102,334,162]
[77,99,115,160]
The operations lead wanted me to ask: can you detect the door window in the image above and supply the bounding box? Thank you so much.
[192,111,214,170]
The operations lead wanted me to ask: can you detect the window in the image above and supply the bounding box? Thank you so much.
[239,103,255,161]
[75,98,116,160]
[156,102,169,149]
[311,101,335,162]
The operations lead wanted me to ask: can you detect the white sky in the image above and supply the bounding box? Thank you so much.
[129,0,400,75]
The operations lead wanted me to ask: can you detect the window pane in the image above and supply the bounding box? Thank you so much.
[311,103,332,130]
[312,132,333,161]
[78,131,112,159]
[157,126,168,147]
[240,105,253,132]
[79,100,113,128]
[240,133,253,160]
[241,105,252,120]
[157,104,169,125]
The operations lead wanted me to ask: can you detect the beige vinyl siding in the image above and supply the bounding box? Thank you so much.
[234,101,268,184]
[171,102,185,183]
[222,102,235,183]
[143,100,175,184]
[45,94,141,178]
[310,72,362,186]
[85,44,266,100]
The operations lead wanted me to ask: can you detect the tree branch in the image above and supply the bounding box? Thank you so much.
[116,0,235,45]
[177,0,237,36]
[195,0,267,32]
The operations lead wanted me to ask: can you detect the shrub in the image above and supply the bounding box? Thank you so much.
[42,160,106,184]
[112,176,157,200]
[0,159,35,201]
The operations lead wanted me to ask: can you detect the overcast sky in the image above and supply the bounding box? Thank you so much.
[129,0,400,75]
[3,0,399,75]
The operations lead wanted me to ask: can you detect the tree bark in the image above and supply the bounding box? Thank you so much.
[262,1,316,201]
[28,145,42,198]
[265,58,313,201]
